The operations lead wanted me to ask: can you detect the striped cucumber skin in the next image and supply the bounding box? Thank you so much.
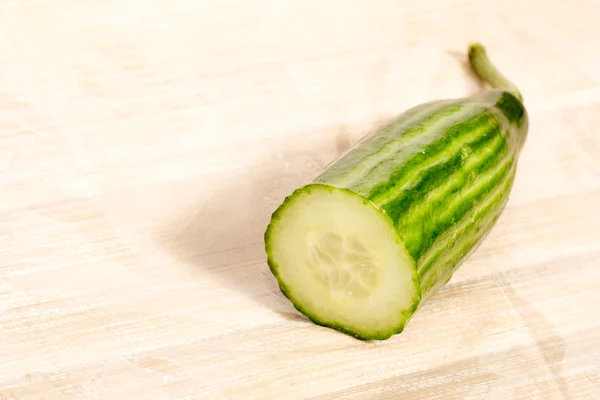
[313,89,528,301]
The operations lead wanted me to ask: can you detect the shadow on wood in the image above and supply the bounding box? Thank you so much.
[158,129,356,323]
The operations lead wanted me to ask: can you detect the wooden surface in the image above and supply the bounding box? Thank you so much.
[1,1,599,399]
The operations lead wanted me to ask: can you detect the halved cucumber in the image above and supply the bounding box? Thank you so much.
[264,44,529,340]
[265,184,419,340]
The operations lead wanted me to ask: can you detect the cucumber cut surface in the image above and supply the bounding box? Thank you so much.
[265,184,420,340]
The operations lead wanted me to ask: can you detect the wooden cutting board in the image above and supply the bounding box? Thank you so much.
[1,1,599,399]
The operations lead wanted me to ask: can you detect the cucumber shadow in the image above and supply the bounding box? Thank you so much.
[160,129,360,322]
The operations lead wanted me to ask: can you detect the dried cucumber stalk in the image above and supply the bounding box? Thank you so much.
[264,44,528,340]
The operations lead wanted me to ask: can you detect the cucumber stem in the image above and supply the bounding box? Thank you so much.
[468,43,523,102]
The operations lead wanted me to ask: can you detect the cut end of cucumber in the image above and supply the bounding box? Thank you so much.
[265,184,420,340]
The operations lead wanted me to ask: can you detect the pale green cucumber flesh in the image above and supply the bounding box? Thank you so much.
[265,184,420,340]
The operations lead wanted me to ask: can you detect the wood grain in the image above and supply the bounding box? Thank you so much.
[1,1,599,399]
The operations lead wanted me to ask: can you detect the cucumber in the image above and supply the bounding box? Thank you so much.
[264,44,528,340]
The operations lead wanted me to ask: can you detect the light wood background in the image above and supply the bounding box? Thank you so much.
[1,1,599,399]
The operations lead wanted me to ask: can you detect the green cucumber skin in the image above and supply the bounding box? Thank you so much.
[313,89,528,302]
